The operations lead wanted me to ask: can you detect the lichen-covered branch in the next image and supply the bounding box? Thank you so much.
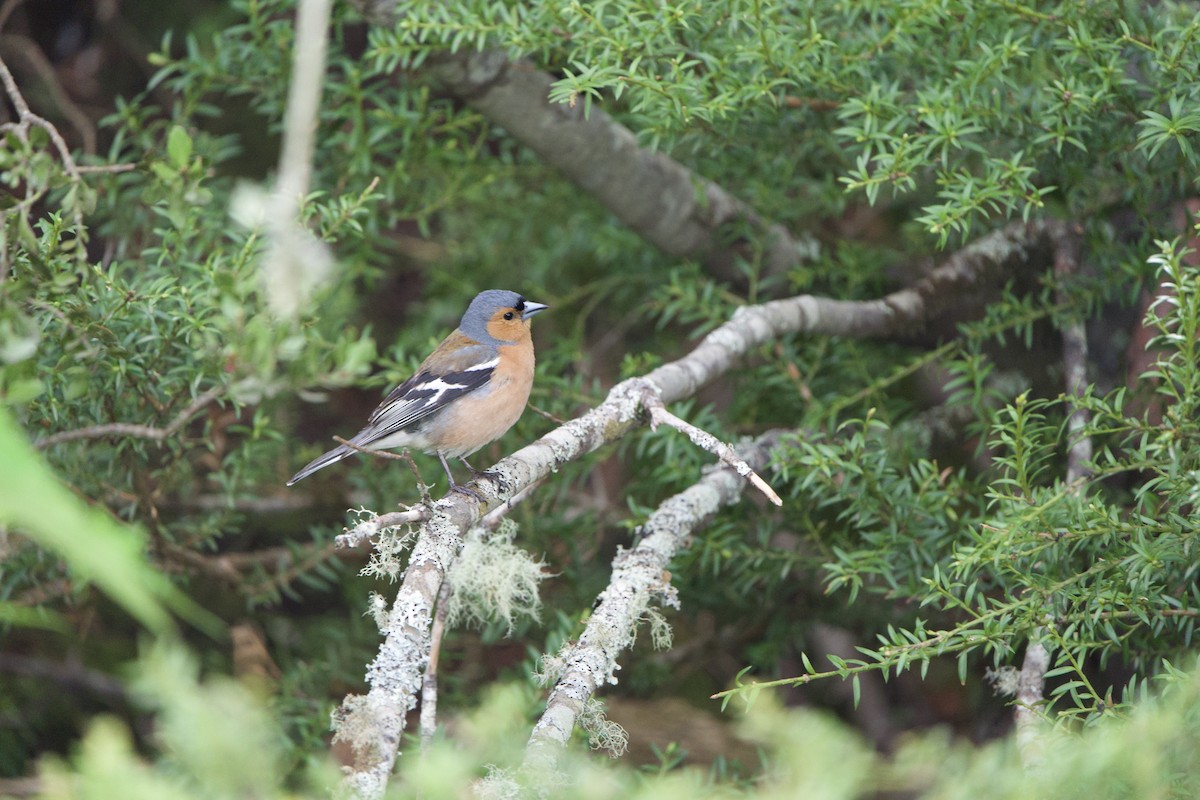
[331,507,461,800]
[1013,640,1050,766]
[335,219,1065,798]
[525,433,780,766]
[336,508,428,549]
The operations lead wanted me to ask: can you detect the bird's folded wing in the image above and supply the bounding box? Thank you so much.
[358,355,498,443]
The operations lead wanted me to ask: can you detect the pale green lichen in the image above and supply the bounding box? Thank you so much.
[446,519,548,633]
[578,699,628,757]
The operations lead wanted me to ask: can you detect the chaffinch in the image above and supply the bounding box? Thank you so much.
[287,289,548,494]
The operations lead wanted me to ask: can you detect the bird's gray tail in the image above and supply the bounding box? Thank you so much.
[286,442,356,486]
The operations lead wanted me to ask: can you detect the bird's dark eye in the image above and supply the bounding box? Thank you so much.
[504,311,515,320]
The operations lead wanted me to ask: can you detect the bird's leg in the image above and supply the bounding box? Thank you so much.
[459,455,511,493]
[438,451,485,501]
[458,455,499,482]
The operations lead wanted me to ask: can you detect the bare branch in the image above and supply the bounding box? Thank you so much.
[166,492,319,513]
[342,4,817,277]
[0,652,127,702]
[76,163,138,174]
[421,48,819,277]
[333,436,409,463]
[643,388,783,506]
[0,55,78,179]
[276,0,330,204]
[0,33,97,154]
[35,387,223,449]
[0,50,86,257]
[240,0,334,318]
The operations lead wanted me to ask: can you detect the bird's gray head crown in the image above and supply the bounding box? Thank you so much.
[460,289,526,345]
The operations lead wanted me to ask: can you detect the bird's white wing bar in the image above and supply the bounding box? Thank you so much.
[360,357,499,444]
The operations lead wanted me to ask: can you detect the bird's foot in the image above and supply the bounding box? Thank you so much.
[449,481,487,502]
[458,458,508,491]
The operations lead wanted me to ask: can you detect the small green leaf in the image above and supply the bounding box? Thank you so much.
[167,125,193,170]
[151,161,180,183]
[3,378,44,404]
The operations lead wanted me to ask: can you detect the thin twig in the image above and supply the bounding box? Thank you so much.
[332,437,432,502]
[0,55,83,181]
[245,540,344,600]
[420,579,453,753]
[0,34,97,153]
[159,538,348,597]
[35,387,223,449]
[333,436,412,462]
[527,402,566,425]
[275,0,331,205]
[0,49,87,274]
[642,389,783,506]
[478,479,543,532]
[77,163,138,174]
[0,652,127,702]
[164,492,319,513]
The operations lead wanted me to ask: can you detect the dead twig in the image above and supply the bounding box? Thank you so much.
[0,33,97,154]
[333,435,432,503]
[478,478,543,532]
[527,402,566,426]
[77,162,138,174]
[35,387,223,449]
[332,436,412,463]
[0,54,83,181]
[642,389,783,507]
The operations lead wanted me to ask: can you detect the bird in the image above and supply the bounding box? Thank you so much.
[287,289,548,495]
